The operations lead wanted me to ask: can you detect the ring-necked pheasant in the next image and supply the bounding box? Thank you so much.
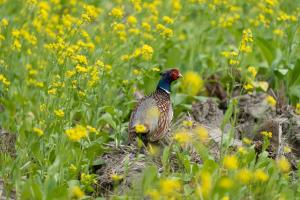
[128,68,183,144]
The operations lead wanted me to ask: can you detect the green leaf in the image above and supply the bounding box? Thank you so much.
[165,47,182,67]
[221,100,233,131]
[98,113,116,129]
[256,37,275,66]
[142,166,158,191]
[275,68,289,76]
[162,146,170,171]
[173,93,188,106]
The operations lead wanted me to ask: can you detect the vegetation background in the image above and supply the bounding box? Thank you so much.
[0,0,300,199]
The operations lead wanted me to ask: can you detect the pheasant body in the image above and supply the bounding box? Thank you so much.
[128,69,182,143]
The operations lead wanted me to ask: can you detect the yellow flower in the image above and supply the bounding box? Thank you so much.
[113,23,125,32]
[33,127,44,136]
[162,16,174,24]
[12,39,21,51]
[161,28,173,39]
[182,120,193,127]
[223,155,238,170]
[219,177,234,189]
[133,69,141,75]
[0,74,10,86]
[283,146,291,153]
[273,29,284,37]
[243,83,254,91]
[142,22,151,31]
[127,16,137,25]
[221,51,238,58]
[40,104,46,112]
[254,169,269,182]
[121,55,130,61]
[141,44,154,60]
[221,196,230,200]
[87,125,98,134]
[266,95,276,107]
[240,29,253,53]
[135,124,147,133]
[65,125,88,141]
[174,131,191,144]
[261,131,272,138]
[180,71,203,96]
[199,171,212,197]
[48,88,57,95]
[295,103,300,115]
[151,67,160,72]
[160,178,181,195]
[110,8,124,18]
[256,81,269,92]
[78,91,86,97]
[236,169,252,184]
[194,126,209,143]
[69,164,77,172]
[69,186,84,200]
[65,70,76,78]
[242,137,252,145]
[54,109,64,117]
[247,66,257,77]
[81,173,97,185]
[105,64,112,71]
[73,55,88,65]
[237,147,247,155]
[1,18,8,26]
[146,189,160,200]
[111,173,123,182]
[229,59,239,65]
[277,157,291,173]
[76,65,88,73]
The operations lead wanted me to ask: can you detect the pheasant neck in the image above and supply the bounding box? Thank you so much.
[157,78,171,94]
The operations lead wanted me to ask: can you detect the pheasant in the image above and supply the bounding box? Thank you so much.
[128,68,183,144]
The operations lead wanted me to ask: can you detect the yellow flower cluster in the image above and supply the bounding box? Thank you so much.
[110,8,124,18]
[266,95,276,107]
[156,24,173,39]
[54,109,64,118]
[81,173,97,185]
[277,157,291,173]
[141,44,154,60]
[160,178,182,196]
[111,173,123,182]
[33,127,44,136]
[261,131,272,138]
[254,169,269,182]
[173,131,191,144]
[65,125,88,141]
[69,186,84,200]
[182,120,193,127]
[223,155,238,170]
[135,124,148,133]
[295,103,300,115]
[0,74,10,86]
[180,71,203,96]
[236,169,252,184]
[240,29,253,53]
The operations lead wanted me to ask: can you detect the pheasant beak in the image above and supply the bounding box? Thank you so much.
[178,73,183,78]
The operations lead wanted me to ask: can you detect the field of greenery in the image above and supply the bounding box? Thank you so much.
[0,0,300,199]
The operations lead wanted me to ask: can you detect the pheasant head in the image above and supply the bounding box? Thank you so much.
[157,68,183,94]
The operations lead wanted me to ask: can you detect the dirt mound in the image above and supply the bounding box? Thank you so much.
[95,93,300,197]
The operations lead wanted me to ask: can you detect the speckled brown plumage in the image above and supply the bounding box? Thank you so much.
[128,69,182,143]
